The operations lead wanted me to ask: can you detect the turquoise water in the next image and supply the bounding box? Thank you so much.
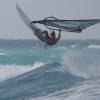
[0,39,100,100]
[0,40,64,65]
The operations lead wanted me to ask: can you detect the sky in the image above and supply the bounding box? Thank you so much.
[0,0,100,39]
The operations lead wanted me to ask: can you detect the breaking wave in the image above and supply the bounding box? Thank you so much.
[61,48,100,78]
[0,62,84,100]
[0,62,44,82]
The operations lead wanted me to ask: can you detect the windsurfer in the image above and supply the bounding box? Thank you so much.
[40,30,61,49]
[43,30,56,40]
[41,30,61,45]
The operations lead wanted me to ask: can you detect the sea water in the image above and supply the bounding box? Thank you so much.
[0,39,100,100]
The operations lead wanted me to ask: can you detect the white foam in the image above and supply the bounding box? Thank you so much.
[88,44,100,49]
[0,53,7,56]
[61,50,100,78]
[70,45,76,48]
[0,62,44,82]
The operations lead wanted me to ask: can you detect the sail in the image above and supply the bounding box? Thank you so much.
[31,18,100,33]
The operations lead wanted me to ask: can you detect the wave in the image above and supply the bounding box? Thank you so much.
[70,45,76,48]
[0,52,7,56]
[0,62,83,100]
[31,76,100,100]
[88,44,100,49]
[1,41,100,99]
[61,49,100,78]
[53,47,66,51]
[0,62,44,82]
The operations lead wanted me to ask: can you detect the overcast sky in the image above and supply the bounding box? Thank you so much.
[0,0,100,39]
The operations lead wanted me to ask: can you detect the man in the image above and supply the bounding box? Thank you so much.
[41,30,61,49]
[43,30,51,40]
[34,29,61,47]
[43,30,56,40]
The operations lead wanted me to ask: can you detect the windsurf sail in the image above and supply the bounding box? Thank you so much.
[31,17,100,33]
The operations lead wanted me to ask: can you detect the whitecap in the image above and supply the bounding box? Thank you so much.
[0,52,8,56]
[0,62,45,82]
[70,45,76,48]
[88,44,100,49]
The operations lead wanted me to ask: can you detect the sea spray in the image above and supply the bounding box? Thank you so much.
[61,48,100,78]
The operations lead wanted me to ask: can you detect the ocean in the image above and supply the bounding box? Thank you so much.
[0,39,100,100]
